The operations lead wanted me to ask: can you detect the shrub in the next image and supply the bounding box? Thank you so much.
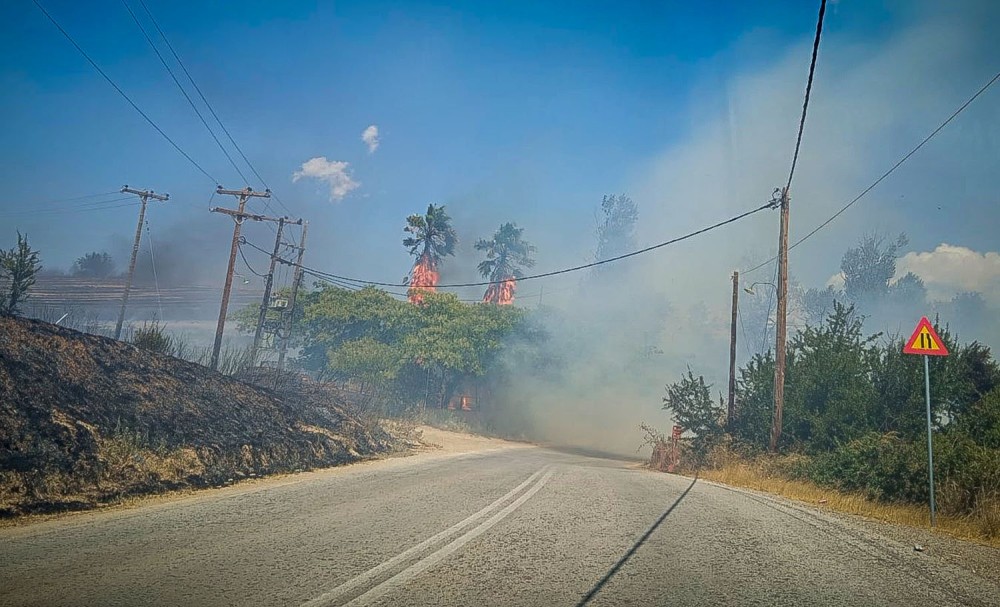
[130,321,174,355]
[807,432,927,503]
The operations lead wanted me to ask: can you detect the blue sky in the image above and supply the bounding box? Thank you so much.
[0,1,997,312]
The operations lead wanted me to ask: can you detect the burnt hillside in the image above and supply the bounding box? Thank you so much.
[0,315,399,517]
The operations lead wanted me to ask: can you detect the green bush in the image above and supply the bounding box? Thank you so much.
[806,430,1000,517]
[807,432,927,503]
[934,430,1000,515]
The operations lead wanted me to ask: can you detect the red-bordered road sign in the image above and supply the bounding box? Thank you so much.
[903,316,949,356]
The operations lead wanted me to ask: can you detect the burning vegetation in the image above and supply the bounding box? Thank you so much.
[483,278,517,305]
[403,204,456,305]
[408,253,439,304]
[475,222,535,306]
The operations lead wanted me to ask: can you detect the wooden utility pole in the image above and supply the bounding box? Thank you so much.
[277,222,308,370]
[728,270,739,430]
[115,186,169,340]
[250,218,286,361]
[770,187,791,452]
[209,186,271,370]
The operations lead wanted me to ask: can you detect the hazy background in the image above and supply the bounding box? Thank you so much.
[1,0,997,454]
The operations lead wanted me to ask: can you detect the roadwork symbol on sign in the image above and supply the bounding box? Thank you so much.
[903,317,949,356]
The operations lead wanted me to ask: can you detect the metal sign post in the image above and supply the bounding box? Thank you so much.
[903,316,949,528]
[922,354,936,526]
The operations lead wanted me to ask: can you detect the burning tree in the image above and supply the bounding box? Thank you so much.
[476,223,535,305]
[403,204,457,304]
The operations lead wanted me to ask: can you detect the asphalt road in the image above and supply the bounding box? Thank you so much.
[2,446,998,606]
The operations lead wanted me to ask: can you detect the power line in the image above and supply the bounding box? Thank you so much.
[237,242,269,278]
[135,0,295,218]
[119,0,249,185]
[30,0,218,184]
[19,190,122,207]
[759,259,778,355]
[145,220,164,321]
[0,198,138,217]
[302,200,777,289]
[786,0,826,191]
[737,301,752,359]
[304,270,488,303]
[744,69,1000,276]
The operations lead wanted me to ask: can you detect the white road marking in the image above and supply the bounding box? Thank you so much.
[301,465,553,607]
[346,467,557,606]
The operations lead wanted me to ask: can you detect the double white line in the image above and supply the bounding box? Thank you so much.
[301,465,556,607]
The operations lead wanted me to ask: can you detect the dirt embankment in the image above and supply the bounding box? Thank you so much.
[0,316,404,517]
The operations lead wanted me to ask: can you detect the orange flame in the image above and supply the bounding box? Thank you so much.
[408,254,439,304]
[483,278,516,305]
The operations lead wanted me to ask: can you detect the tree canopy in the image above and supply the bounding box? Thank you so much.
[594,194,638,264]
[72,251,116,279]
[296,285,531,413]
[403,204,458,265]
[476,223,536,303]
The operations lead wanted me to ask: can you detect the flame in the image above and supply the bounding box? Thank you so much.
[483,277,516,305]
[408,254,439,304]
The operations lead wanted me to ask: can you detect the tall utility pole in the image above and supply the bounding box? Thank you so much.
[115,186,169,340]
[209,186,271,370]
[770,187,791,452]
[277,222,308,371]
[251,218,286,361]
[728,270,739,430]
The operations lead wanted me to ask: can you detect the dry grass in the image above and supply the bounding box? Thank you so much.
[700,459,1000,548]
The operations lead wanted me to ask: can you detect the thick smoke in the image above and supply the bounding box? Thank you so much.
[490,1,1000,455]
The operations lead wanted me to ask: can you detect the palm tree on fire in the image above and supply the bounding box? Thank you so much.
[476,222,536,304]
[403,204,457,299]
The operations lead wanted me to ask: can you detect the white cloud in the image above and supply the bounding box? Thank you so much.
[361,124,379,154]
[292,157,360,202]
[826,271,846,290]
[896,244,1000,304]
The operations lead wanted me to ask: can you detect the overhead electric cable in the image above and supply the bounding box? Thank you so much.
[135,0,295,218]
[120,0,249,184]
[737,302,753,358]
[744,69,1000,275]
[21,191,122,207]
[785,0,826,191]
[30,0,218,184]
[759,259,778,355]
[237,242,269,278]
[0,198,138,217]
[145,220,164,321]
[300,200,776,289]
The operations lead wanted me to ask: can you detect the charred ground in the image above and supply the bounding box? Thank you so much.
[0,316,403,517]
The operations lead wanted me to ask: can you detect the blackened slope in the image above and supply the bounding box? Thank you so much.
[0,316,395,516]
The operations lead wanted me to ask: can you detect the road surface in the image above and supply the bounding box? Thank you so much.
[2,443,997,606]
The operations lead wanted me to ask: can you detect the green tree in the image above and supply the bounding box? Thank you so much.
[476,223,536,303]
[297,285,531,412]
[782,301,880,452]
[71,251,116,279]
[595,194,638,264]
[732,351,775,449]
[840,232,907,304]
[0,232,42,316]
[662,369,723,458]
[403,204,458,270]
[800,285,839,326]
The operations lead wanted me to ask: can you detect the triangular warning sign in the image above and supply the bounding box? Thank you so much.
[903,317,949,356]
